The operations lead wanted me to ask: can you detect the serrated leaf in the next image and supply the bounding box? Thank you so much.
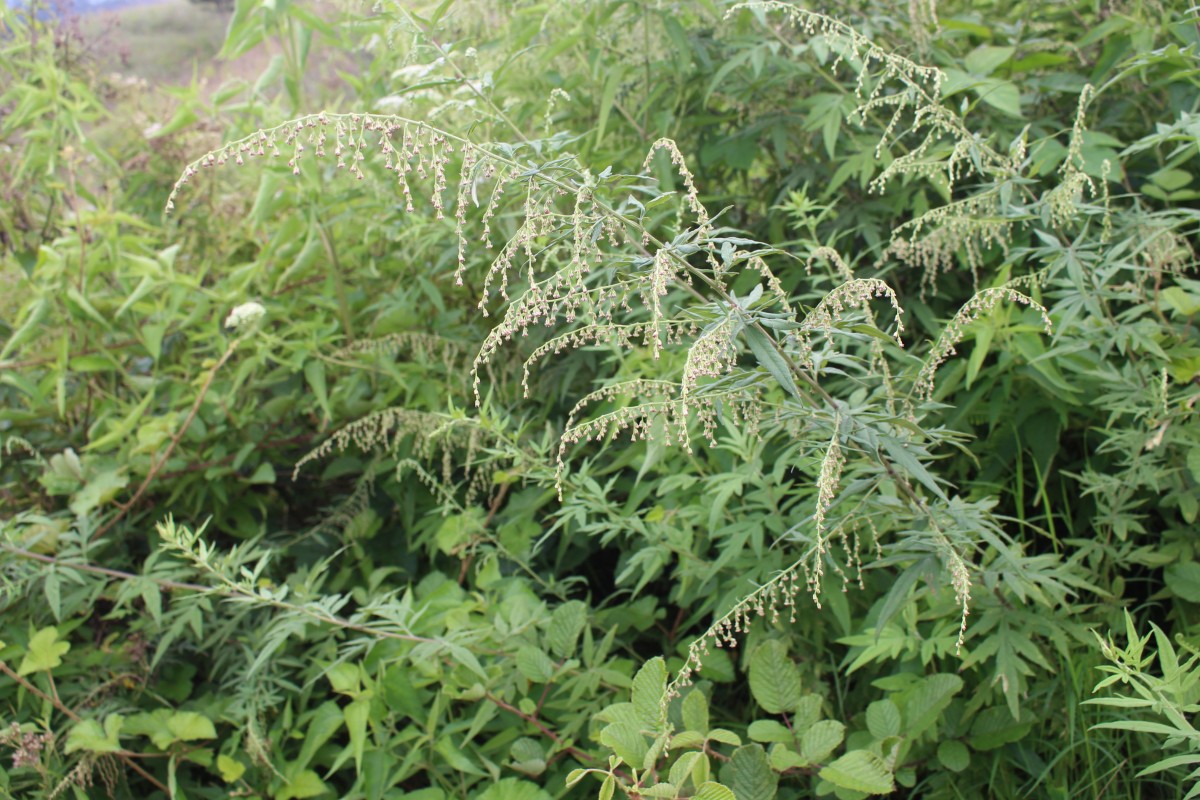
[682,689,709,734]
[669,751,703,787]
[516,645,556,683]
[730,744,778,800]
[547,600,588,659]
[801,720,845,763]
[819,750,896,794]
[792,695,823,728]
[749,641,802,714]
[769,744,807,771]
[693,781,737,800]
[937,740,970,772]
[866,700,901,740]
[601,722,649,767]
[902,674,962,739]
[632,657,668,730]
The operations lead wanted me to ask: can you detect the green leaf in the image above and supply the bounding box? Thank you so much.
[800,720,845,763]
[631,657,668,730]
[516,645,556,683]
[69,469,130,517]
[965,45,1015,76]
[749,640,802,714]
[65,715,123,754]
[18,626,70,676]
[967,707,1033,750]
[693,781,737,800]
[167,711,217,742]
[866,700,901,740]
[669,751,703,787]
[277,769,327,800]
[819,750,896,794]
[217,754,246,783]
[747,720,792,743]
[246,461,276,484]
[295,701,343,771]
[476,777,552,800]
[743,325,801,400]
[547,600,588,659]
[345,698,370,774]
[937,740,970,773]
[1166,563,1200,603]
[901,674,962,739]
[600,722,649,767]
[769,744,806,771]
[682,689,710,734]
[729,744,778,800]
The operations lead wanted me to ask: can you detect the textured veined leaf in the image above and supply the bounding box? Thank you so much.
[819,750,896,794]
[547,600,588,659]
[902,674,962,739]
[769,744,806,771]
[632,657,668,730]
[682,688,709,734]
[800,720,845,763]
[669,751,703,787]
[693,781,737,800]
[600,722,649,767]
[476,777,552,800]
[729,744,778,800]
[748,640,802,714]
[638,783,678,798]
[866,700,901,740]
[516,645,556,683]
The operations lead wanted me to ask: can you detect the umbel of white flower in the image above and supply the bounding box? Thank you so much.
[224,301,266,331]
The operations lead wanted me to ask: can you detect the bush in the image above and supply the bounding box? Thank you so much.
[2,1,1199,798]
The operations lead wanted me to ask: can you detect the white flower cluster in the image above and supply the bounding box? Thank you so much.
[224,301,266,331]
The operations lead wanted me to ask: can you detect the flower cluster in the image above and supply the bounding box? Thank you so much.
[915,286,1053,400]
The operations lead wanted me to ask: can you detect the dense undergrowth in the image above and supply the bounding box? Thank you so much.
[2,0,1199,798]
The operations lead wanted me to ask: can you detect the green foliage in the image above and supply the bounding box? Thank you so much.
[2,0,1199,798]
